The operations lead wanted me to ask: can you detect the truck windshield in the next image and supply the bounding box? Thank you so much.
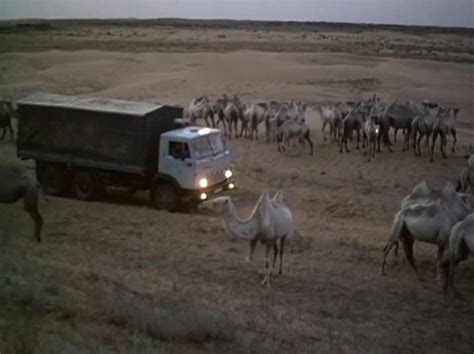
[192,134,225,159]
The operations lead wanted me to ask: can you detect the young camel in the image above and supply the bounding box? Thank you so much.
[441,212,474,298]
[382,182,472,277]
[199,190,293,286]
[0,169,45,242]
[224,95,243,139]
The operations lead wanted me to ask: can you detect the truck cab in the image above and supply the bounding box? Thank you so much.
[152,126,235,210]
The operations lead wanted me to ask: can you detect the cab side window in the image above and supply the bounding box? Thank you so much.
[169,141,190,160]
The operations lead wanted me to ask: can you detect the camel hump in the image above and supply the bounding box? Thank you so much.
[411,180,431,197]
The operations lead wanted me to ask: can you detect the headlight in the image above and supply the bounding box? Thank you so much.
[199,178,208,188]
[224,169,233,179]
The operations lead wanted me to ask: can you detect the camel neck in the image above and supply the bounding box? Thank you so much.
[222,200,259,240]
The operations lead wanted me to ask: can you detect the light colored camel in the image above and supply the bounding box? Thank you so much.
[212,94,230,131]
[430,107,459,163]
[363,115,380,162]
[199,190,293,286]
[441,212,474,298]
[411,105,441,157]
[0,169,45,242]
[316,104,343,143]
[187,96,215,128]
[382,181,472,276]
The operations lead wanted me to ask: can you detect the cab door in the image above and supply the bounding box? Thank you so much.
[161,140,194,190]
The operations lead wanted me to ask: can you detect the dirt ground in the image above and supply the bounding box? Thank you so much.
[0,20,473,353]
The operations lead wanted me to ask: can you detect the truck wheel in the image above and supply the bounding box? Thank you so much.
[36,162,70,196]
[72,171,100,201]
[151,183,179,212]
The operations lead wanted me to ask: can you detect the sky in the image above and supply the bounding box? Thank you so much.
[0,0,473,28]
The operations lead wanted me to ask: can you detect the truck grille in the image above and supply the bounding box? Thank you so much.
[207,170,225,187]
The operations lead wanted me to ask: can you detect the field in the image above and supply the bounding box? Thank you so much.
[0,19,473,353]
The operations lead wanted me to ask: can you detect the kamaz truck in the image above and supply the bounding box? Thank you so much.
[16,93,235,211]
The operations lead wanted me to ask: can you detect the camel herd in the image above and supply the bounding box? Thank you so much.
[185,95,314,155]
[184,93,462,163]
[318,95,461,163]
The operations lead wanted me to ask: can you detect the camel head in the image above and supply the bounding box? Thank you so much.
[199,196,231,215]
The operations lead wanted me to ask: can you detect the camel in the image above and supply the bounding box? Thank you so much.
[316,104,343,143]
[212,94,230,131]
[339,101,370,153]
[187,96,215,128]
[243,103,267,140]
[276,119,314,156]
[0,169,45,242]
[199,190,293,286]
[411,106,441,157]
[378,100,421,152]
[224,95,243,139]
[430,107,459,163]
[0,100,15,140]
[441,212,474,298]
[382,181,472,276]
[363,114,380,162]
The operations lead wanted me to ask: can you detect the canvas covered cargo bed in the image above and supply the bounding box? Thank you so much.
[16,93,183,175]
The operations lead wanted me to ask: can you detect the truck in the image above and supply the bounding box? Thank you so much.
[16,92,235,211]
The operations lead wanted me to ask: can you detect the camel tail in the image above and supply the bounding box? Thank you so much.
[386,210,406,250]
[381,210,406,275]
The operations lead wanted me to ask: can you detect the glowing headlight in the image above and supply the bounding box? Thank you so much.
[228,182,235,190]
[224,169,233,179]
[199,178,208,188]
[200,192,208,200]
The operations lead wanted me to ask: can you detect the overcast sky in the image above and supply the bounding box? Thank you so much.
[1,0,473,27]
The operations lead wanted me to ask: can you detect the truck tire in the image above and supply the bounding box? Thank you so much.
[36,162,70,196]
[151,182,179,212]
[72,171,101,201]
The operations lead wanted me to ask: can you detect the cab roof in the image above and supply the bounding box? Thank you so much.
[16,92,163,117]
[161,126,221,141]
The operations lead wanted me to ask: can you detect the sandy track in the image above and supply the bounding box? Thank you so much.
[0,25,473,353]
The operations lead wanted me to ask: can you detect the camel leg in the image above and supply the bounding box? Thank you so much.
[0,127,5,140]
[261,243,273,287]
[393,128,398,143]
[436,243,446,282]
[278,236,286,275]
[305,135,314,156]
[451,129,457,153]
[322,120,328,142]
[9,125,14,141]
[416,134,423,157]
[440,132,447,159]
[356,130,360,150]
[246,238,258,265]
[272,241,279,270]
[430,130,438,163]
[401,236,419,276]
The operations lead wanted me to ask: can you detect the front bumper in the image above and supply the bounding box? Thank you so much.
[183,179,235,202]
